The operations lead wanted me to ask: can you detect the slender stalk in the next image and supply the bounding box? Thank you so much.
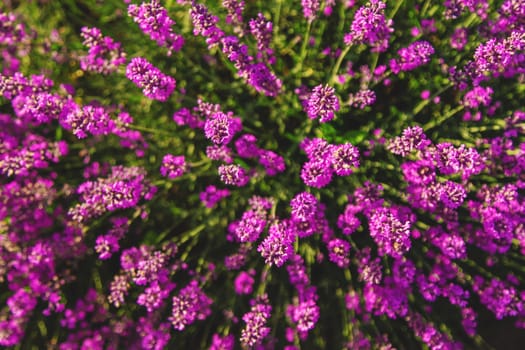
[293,20,312,75]
[273,0,282,37]
[423,105,465,131]
[412,84,452,116]
[127,124,174,136]
[329,45,351,85]
[388,0,405,19]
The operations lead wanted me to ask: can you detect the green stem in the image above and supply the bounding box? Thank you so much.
[177,224,206,245]
[423,105,465,131]
[256,264,271,295]
[127,124,173,136]
[189,158,211,168]
[329,45,351,85]
[412,84,452,116]
[388,0,405,19]
[273,0,282,37]
[293,20,313,75]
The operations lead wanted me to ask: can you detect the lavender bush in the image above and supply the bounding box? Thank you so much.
[0,0,524,348]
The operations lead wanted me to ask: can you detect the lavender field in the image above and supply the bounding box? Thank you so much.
[0,0,524,349]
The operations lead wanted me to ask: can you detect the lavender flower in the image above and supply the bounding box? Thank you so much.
[401,160,436,185]
[199,185,230,208]
[210,334,235,350]
[450,27,468,50]
[348,89,376,109]
[137,280,173,312]
[206,145,234,163]
[258,220,295,267]
[387,125,430,156]
[0,12,26,46]
[356,248,383,285]
[301,137,333,162]
[172,107,204,129]
[290,192,319,222]
[218,164,250,186]
[79,27,126,74]
[190,2,224,48]
[126,57,175,101]
[287,299,320,333]
[62,103,115,139]
[300,160,333,188]
[204,112,239,145]
[234,270,255,295]
[128,0,184,54]
[438,180,467,209]
[327,238,351,267]
[473,276,523,320]
[463,86,493,108]
[258,149,286,175]
[160,154,187,179]
[221,36,253,77]
[11,91,64,124]
[389,41,435,74]
[222,0,244,26]
[246,62,282,97]
[249,13,274,63]
[337,204,361,235]
[235,134,259,158]
[330,143,360,176]
[233,210,266,242]
[344,0,393,52]
[301,0,321,22]
[240,295,272,347]
[369,207,412,259]
[68,166,155,223]
[108,274,130,308]
[305,84,340,123]
[95,218,128,260]
[170,281,212,330]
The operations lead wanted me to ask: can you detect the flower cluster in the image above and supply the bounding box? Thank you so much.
[344,0,393,52]
[79,27,126,74]
[68,166,156,223]
[305,84,340,123]
[389,41,435,74]
[300,138,360,187]
[125,57,175,101]
[128,0,185,55]
[190,2,282,97]
[160,154,187,179]
[2,1,525,349]
[240,295,272,347]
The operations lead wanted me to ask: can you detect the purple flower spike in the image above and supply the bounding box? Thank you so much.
[240,295,272,348]
[126,57,175,101]
[369,207,412,259]
[389,41,435,74]
[344,0,393,52]
[128,0,184,54]
[204,112,237,145]
[199,185,230,208]
[258,220,295,267]
[306,84,340,123]
[170,281,212,331]
[190,2,225,48]
[330,143,360,176]
[301,0,321,22]
[290,192,318,222]
[160,154,187,179]
[327,238,351,267]
[218,164,250,186]
[300,160,333,188]
[80,27,126,74]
